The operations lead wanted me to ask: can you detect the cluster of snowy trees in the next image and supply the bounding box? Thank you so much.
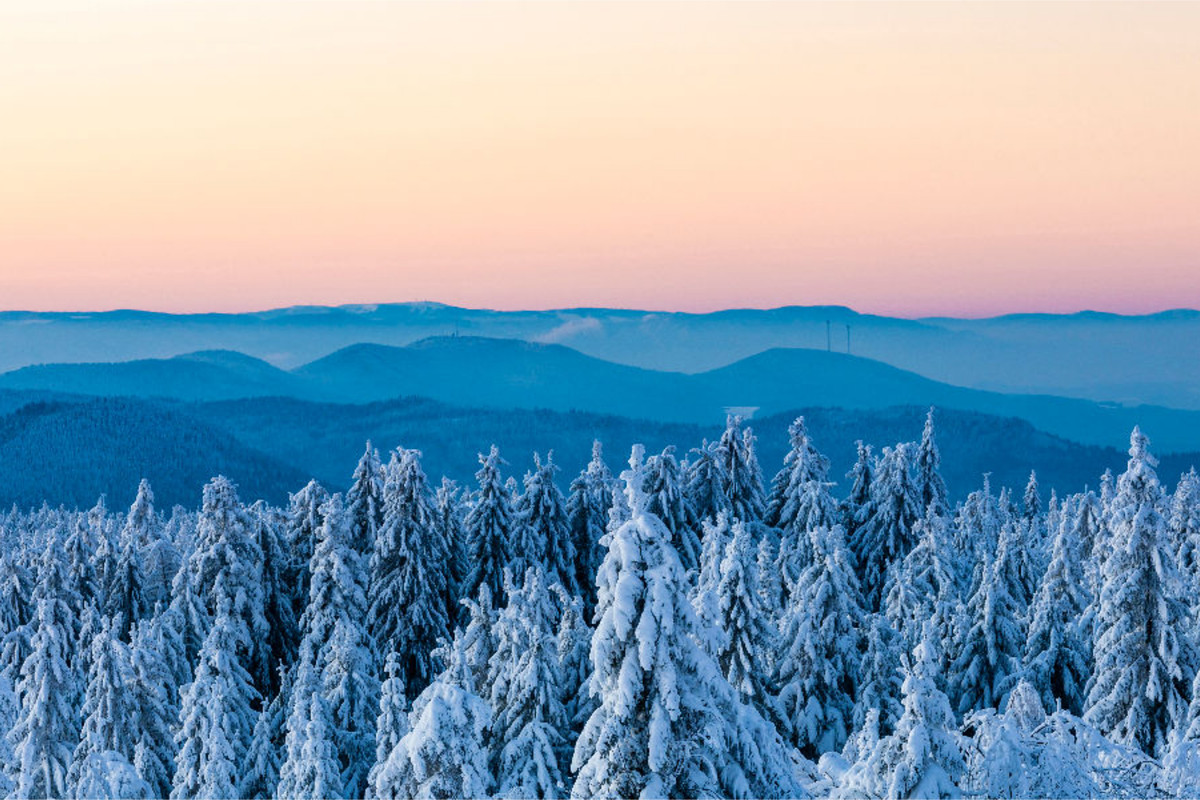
[1,410,1199,799]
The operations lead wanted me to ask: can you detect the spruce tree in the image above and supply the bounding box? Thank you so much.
[489,566,569,799]
[716,416,766,522]
[1024,505,1091,716]
[347,442,384,558]
[462,446,515,609]
[715,518,777,720]
[366,652,409,800]
[1085,427,1198,759]
[770,418,837,595]
[566,441,613,617]
[915,408,950,519]
[438,584,499,699]
[515,453,579,597]
[0,673,17,796]
[171,573,260,800]
[277,660,343,800]
[884,505,959,655]
[841,630,964,800]
[286,479,328,596]
[371,676,492,800]
[643,445,700,575]
[167,560,207,674]
[555,588,594,738]
[63,517,100,615]
[852,443,922,611]
[950,546,1024,715]
[571,446,727,799]
[435,478,467,609]
[370,448,451,698]
[775,524,865,758]
[841,440,873,547]
[1169,468,1200,601]
[854,614,905,738]
[251,500,299,694]
[309,495,379,797]
[129,618,177,800]
[685,439,729,525]
[107,527,146,642]
[68,616,140,798]
[10,536,81,800]
[189,476,268,692]
[1022,470,1042,523]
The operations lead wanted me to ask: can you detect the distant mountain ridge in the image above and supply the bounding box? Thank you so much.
[4,335,1200,454]
[2,302,1198,409]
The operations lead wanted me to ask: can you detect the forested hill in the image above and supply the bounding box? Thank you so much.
[0,389,1194,510]
[6,336,1200,453]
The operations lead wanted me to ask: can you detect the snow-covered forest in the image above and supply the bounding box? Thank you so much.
[2,411,1199,799]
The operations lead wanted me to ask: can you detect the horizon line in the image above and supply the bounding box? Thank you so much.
[1,300,1198,323]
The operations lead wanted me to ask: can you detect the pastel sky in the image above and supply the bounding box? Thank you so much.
[1,2,1198,316]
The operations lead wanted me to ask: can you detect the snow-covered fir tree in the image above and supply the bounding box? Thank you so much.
[841,441,874,549]
[915,409,949,519]
[691,511,732,658]
[462,446,515,611]
[189,476,269,693]
[1169,467,1200,602]
[346,442,384,559]
[171,573,260,800]
[239,665,292,800]
[566,441,614,617]
[63,517,100,618]
[555,587,594,738]
[370,448,451,698]
[365,652,408,800]
[1024,502,1091,716]
[371,675,492,800]
[10,535,82,800]
[69,616,137,796]
[489,566,569,799]
[884,505,959,654]
[251,499,300,695]
[1085,427,1198,759]
[949,541,1024,716]
[716,416,767,523]
[715,517,777,721]
[770,418,838,596]
[852,444,922,611]
[840,629,964,800]
[685,438,730,526]
[514,453,578,597]
[129,617,177,800]
[572,445,728,799]
[291,493,378,797]
[643,445,700,576]
[285,479,328,603]
[775,524,865,758]
[277,660,343,800]
[854,614,905,739]
[435,478,467,613]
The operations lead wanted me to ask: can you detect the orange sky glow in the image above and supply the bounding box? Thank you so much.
[1,2,1198,316]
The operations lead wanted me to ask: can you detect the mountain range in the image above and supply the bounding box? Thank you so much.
[2,303,1199,409]
[3,335,1199,454]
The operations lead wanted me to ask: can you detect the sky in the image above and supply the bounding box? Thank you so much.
[1,2,1198,317]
